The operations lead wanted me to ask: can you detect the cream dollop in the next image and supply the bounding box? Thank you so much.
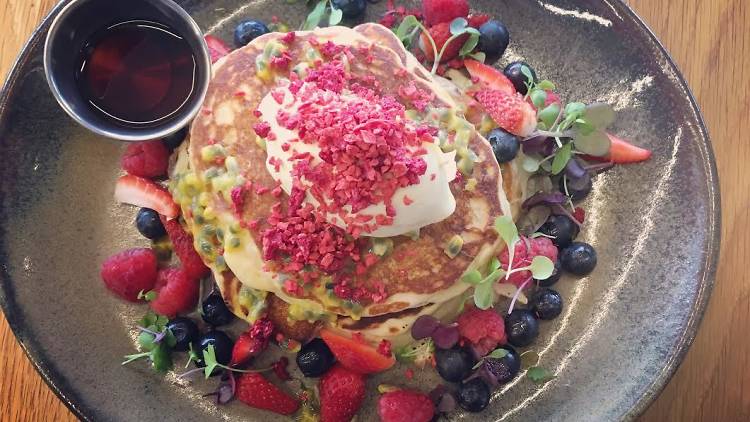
[258,82,457,237]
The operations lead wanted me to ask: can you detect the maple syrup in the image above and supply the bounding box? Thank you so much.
[76,20,197,128]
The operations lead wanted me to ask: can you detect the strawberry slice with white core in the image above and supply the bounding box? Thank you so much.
[114,175,179,218]
[474,89,537,137]
[464,59,516,95]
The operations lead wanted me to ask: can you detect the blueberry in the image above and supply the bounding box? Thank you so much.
[135,208,166,240]
[560,242,597,275]
[487,128,519,163]
[484,346,521,384]
[435,347,475,383]
[536,259,562,287]
[194,330,234,376]
[560,173,593,202]
[162,126,188,150]
[457,378,490,412]
[504,61,537,95]
[504,309,539,347]
[234,19,269,47]
[202,292,234,326]
[539,215,579,248]
[478,20,510,57]
[530,288,563,320]
[167,317,200,352]
[296,338,335,377]
[331,0,367,18]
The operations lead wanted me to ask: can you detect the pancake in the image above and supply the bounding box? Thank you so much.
[170,25,521,326]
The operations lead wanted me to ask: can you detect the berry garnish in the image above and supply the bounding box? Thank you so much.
[474,89,537,137]
[166,317,199,352]
[114,175,179,218]
[160,216,210,280]
[331,0,367,18]
[422,0,469,26]
[457,307,507,356]
[504,61,537,95]
[204,35,231,63]
[100,248,157,302]
[434,346,475,382]
[559,242,597,275]
[230,318,274,367]
[378,390,435,422]
[530,288,563,320]
[121,140,170,178]
[411,315,440,339]
[464,59,516,94]
[320,364,366,422]
[201,291,234,327]
[234,19,270,47]
[487,127,520,163]
[536,259,562,287]
[457,378,490,412]
[135,208,167,240]
[477,20,510,57]
[236,372,300,415]
[478,346,521,385]
[149,267,199,318]
[420,22,468,63]
[504,309,539,347]
[605,133,652,163]
[193,330,234,375]
[539,215,579,248]
[320,329,395,374]
[296,338,336,377]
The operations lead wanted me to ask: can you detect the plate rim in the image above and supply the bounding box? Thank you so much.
[0,1,720,421]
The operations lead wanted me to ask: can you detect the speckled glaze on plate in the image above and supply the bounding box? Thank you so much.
[0,1,719,421]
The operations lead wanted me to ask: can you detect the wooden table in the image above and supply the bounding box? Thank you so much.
[1,0,748,420]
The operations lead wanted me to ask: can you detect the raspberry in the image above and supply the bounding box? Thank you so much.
[467,13,491,28]
[422,0,469,26]
[420,22,468,63]
[160,217,210,280]
[498,237,558,286]
[121,140,170,178]
[457,307,507,356]
[149,267,199,318]
[100,248,158,302]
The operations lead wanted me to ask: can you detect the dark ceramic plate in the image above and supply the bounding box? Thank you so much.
[0,0,719,421]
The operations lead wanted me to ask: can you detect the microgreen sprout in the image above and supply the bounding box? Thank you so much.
[183,344,272,379]
[122,312,176,372]
[472,347,509,369]
[394,338,435,368]
[526,366,555,384]
[395,16,480,74]
[302,0,343,30]
[137,289,157,301]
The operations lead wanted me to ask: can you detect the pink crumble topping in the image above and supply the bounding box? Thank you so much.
[395,68,408,78]
[253,109,263,118]
[270,52,292,70]
[281,142,290,152]
[230,186,245,215]
[253,121,271,138]
[281,31,296,44]
[430,173,436,181]
[403,195,414,206]
[320,41,344,58]
[398,81,435,112]
[235,91,246,97]
[256,185,270,195]
[271,89,286,104]
[304,60,347,93]
[271,186,283,197]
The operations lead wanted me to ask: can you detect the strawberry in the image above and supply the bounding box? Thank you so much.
[204,35,231,64]
[606,133,652,163]
[319,364,366,422]
[420,22,467,63]
[422,0,469,26]
[473,89,537,137]
[230,318,274,367]
[320,329,395,374]
[121,140,170,178]
[467,13,491,28]
[235,372,299,416]
[377,390,435,422]
[160,217,210,280]
[114,175,179,218]
[100,248,157,302]
[149,267,199,318]
[464,59,516,95]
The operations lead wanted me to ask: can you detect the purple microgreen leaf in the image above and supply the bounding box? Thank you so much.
[522,192,568,210]
[550,204,583,227]
[564,158,587,180]
[432,325,459,350]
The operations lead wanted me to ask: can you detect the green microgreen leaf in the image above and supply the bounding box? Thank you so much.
[328,6,343,26]
[459,33,480,57]
[584,102,616,129]
[529,256,554,280]
[138,331,157,351]
[203,344,220,378]
[520,65,534,85]
[575,117,595,135]
[469,51,486,62]
[537,80,556,91]
[530,89,547,108]
[574,129,611,156]
[473,279,495,310]
[138,289,157,302]
[551,142,572,175]
[150,342,173,372]
[449,17,468,35]
[494,215,520,277]
[526,366,556,384]
[538,103,561,128]
[488,348,510,359]
[488,257,501,272]
[396,15,420,41]
[521,155,541,173]
[462,269,483,285]
[564,102,586,117]
[303,0,327,30]
[122,352,150,366]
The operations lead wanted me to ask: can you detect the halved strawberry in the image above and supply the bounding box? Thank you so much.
[464,59,516,95]
[320,364,366,422]
[606,133,652,163]
[114,175,179,218]
[149,267,199,318]
[160,217,210,280]
[204,35,231,64]
[230,332,266,367]
[474,89,537,137]
[320,329,395,374]
[236,372,299,416]
[419,22,467,63]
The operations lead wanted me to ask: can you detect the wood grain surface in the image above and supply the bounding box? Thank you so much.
[1,0,748,421]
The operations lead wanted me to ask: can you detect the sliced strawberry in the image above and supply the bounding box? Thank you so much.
[606,133,652,163]
[100,248,158,302]
[474,89,537,137]
[464,59,516,95]
[378,390,435,422]
[149,267,199,318]
[419,22,467,63]
[230,318,274,367]
[422,0,469,26]
[121,140,170,178]
[320,329,395,374]
[467,13,491,28]
[114,175,179,218]
[320,364,366,422]
[160,217,210,280]
[236,372,299,416]
[204,35,231,64]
